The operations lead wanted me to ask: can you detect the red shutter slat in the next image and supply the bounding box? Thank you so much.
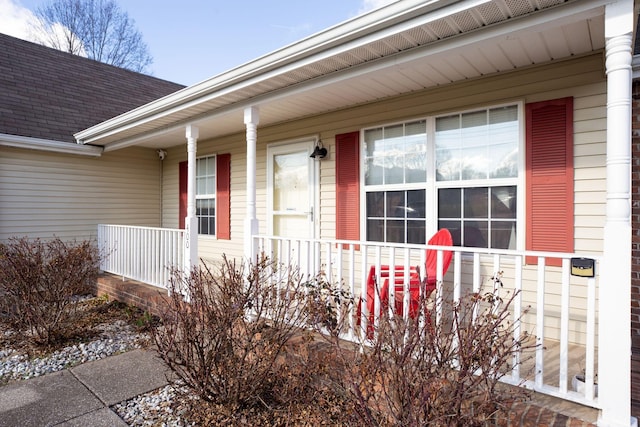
[178,161,187,230]
[335,131,360,247]
[216,153,231,240]
[526,97,574,266]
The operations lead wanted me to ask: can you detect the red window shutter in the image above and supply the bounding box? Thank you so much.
[216,153,231,240]
[178,161,187,229]
[525,97,574,266]
[336,131,360,246]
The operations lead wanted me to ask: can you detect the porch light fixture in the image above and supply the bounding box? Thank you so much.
[310,140,327,159]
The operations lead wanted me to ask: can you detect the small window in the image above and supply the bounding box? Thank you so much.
[196,156,216,235]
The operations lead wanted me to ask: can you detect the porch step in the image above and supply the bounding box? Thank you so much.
[94,273,168,316]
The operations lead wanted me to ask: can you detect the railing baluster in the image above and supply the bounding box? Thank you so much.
[512,255,523,381]
[535,257,546,389]
[559,258,570,393]
[585,274,597,401]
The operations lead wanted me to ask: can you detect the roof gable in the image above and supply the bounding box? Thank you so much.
[0,33,184,143]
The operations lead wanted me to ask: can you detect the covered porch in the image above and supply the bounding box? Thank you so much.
[78,1,637,425]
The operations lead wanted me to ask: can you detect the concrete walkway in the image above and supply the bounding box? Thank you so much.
[0,345,600,426]
[0,349,170,427]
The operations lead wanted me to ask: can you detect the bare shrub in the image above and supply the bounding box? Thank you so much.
[153,254,319,410]
[0,237,101,345]
[317,281,534,426]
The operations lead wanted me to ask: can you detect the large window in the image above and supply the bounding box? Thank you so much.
[196,156,216,235]
[363,105,519,249]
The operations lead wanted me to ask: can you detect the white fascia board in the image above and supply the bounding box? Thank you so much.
[0,133,103,156]
[74,0,485,145]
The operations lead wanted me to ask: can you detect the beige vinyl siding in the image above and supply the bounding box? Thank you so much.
[0,146,162,242]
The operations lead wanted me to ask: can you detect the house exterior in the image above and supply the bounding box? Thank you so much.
[2,1,639,425]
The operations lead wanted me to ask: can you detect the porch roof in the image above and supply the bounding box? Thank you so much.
[74,0,610,151]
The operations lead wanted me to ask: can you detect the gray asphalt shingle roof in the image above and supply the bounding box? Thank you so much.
[0,33,185,144]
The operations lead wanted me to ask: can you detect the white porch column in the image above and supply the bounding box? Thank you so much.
[244,107,260,264]
[599,1,635,426]
[184,124,199,276]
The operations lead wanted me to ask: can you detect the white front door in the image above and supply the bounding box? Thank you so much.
[267,140,318,274]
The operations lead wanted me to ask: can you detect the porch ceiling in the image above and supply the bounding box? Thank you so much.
[74,0,607,151]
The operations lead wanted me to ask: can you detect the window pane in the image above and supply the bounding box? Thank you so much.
[206,175,214,195]
[196,158,205,177]
[365,128,384,185]
[386,191,405,218]
[367,192,384,218]
[491,187,517,219]
[207,157,216,176]
[436,106,519,181]
[489,105,517,124]
[199,216,208,235]
[489,142,518,178]
[439,220,461,246]
[209,217,216,236]
[488,106,518,178]
[405,120,426,138]
[463,221,488,248]
[464,187,488,218]
[460,145,488,180]
[438,188,461,218]
[407,220,425,244]
[492,221,516,249]
[406,190,425,218]
[405,153,427,183]
[367,219,384,242]
[435,115,461,181]
[386,220,404,243]
[385,157,404,184]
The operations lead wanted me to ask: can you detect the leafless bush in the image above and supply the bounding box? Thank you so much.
[317,282,534,426]
[0,236,101,345]
[153,254,320,410]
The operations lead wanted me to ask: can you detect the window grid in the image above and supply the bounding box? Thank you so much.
[363,104,520,248]
[196,156,216,236]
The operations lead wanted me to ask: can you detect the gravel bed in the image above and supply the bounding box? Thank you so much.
[0,320,149,383]
[0,313,192,425]
[113,381,197,427]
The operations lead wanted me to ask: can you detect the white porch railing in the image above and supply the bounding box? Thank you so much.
[94,224,600,408]
[253,235,600,409]
[98,224,185,289]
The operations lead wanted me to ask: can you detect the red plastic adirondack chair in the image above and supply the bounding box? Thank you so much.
[357,229,454,330]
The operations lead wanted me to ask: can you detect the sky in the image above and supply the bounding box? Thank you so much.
[0,0,396,85]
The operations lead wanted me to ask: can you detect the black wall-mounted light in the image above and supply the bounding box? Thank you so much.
[310,140,327,159]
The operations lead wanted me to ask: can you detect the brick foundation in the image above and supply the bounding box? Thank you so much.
[93,273,168,316]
